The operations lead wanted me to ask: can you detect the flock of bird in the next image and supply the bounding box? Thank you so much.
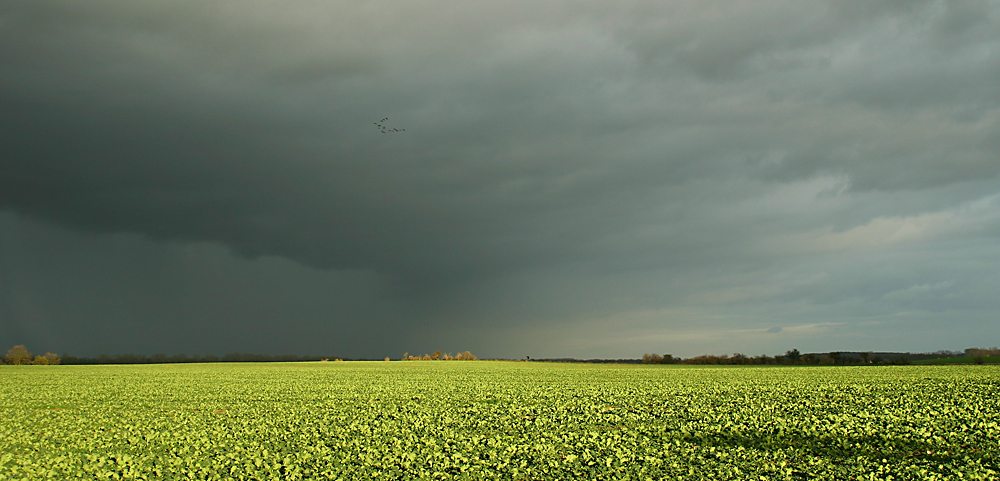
[374,117,404,133]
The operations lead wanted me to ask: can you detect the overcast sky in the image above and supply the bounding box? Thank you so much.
[2,0,999,359]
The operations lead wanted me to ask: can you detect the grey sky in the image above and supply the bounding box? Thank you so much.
[2,0,998,358]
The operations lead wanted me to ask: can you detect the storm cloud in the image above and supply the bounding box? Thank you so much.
[2,0,999,358]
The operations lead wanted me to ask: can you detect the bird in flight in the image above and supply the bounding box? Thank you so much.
[374,117,404,134]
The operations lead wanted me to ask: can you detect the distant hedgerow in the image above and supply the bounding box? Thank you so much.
[401,350,477,361]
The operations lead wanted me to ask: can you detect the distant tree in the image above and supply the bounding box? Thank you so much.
[6,345,32,365]
[683,354,727,365]
[431,351,442,360]
[931,350,962,358]
[860,352,871,364]
[966,347,1000,358]
[974,355,985,365]
[682,355,703,364]
[890,356,910,365]
[785,349,801,364]
[33,355,49,365]
[642,353,664,364]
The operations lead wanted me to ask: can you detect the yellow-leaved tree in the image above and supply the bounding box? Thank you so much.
[5,345,32,365]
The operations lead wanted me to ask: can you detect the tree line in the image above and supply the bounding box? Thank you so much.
[401,351,477,361]
[61,352,346,364]
[964,347,1000,357]
[1,346,344,365]
[962,347,999,364]
[6,343,988,366]
[3,345,61,365]
[2,345,482,365]
[643,349,917,365]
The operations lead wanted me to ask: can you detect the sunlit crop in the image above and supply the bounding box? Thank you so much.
[1,362,997,480]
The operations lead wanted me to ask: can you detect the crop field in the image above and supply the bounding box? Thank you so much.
[1,362,998,480]
[913,356,1000,365]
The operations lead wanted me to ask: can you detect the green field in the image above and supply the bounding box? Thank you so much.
[913,356,1000,365]
[1,362,998,480]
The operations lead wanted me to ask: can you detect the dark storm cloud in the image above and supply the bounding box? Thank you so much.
[2,0,999,357]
